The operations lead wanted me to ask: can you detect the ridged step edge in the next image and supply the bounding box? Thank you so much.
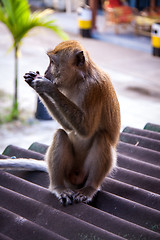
[144,123,160,133]
[0,170,159,240]
[120,132,160,152]
[123,126,160,140]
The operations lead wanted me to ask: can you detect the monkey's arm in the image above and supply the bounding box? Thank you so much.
[48,83,102,137]
[24,72,72,131]
[40,87,87,136]
[24,72,102,136]
[39,93,73,131]
[48,87,90,136]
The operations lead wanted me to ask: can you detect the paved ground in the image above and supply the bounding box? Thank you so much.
[0,11,160,152]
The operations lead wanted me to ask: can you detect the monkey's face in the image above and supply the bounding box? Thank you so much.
[45,48,86,88]
[44,54,60,84]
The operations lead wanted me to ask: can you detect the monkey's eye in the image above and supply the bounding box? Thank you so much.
[50,59,54,64]
[49,54,58,65]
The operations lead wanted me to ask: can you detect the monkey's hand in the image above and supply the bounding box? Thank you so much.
[24,71,55,94]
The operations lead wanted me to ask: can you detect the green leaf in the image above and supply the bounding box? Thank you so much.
[0,0,68,47]
[0,0,68,120]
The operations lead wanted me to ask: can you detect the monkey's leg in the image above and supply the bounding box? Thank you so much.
[45,129,75,206]
[75,132,116,203]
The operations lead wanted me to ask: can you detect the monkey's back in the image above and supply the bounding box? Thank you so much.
[98,70,121,145]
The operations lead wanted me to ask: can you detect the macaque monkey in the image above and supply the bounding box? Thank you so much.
[0,40,121,205]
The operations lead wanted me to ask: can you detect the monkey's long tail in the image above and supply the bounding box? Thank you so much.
[0,159,48,172]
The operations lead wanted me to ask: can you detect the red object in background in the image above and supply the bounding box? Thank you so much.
[116,6,133,23]
[105,0,122,8]
[104,0,133,24]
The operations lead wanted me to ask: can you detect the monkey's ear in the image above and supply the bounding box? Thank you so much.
[75,51,85,67]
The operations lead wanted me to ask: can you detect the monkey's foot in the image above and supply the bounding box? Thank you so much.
[59,190,89,205]
[74,186,97,204]
[58,189,76,206]
[50,186,96,206]
[73,192,88,203]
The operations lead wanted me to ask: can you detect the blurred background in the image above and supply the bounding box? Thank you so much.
[0,0,160,152]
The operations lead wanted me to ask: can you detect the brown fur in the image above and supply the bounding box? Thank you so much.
[24,40,121,205]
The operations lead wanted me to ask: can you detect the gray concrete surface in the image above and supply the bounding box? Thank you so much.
[0,12,160,152]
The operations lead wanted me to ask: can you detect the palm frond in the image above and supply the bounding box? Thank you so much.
[0,0,69,121]
[0,0,68,48]
[0,0,29,34]
[28,10,69,40]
